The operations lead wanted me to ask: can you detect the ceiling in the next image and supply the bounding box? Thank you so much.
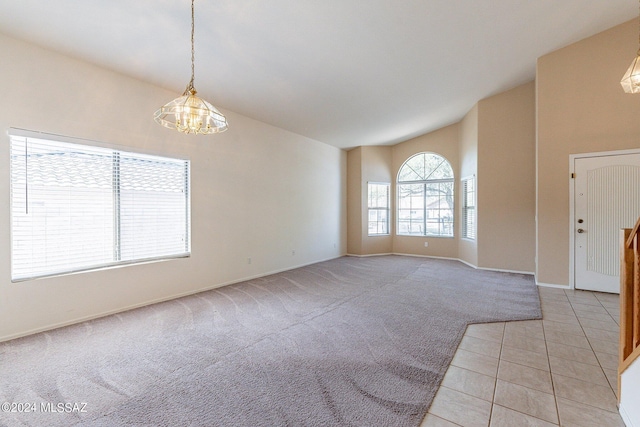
[0,1,636,149]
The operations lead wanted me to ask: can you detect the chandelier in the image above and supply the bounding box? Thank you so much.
[154,0,228,134]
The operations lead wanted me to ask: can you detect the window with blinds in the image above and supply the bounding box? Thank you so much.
[9,131,190,281]
[462,176,476,240]
[367,182,390,235]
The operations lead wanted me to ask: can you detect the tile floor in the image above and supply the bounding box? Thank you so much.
[421,286,625,427]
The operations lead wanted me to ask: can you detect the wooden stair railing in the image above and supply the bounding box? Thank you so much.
[619,217,640,400]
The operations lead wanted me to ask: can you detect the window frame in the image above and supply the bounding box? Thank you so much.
[9,128,191,282]
[462,175,476,240]
[367,182,390,236]
[396,152,455,238]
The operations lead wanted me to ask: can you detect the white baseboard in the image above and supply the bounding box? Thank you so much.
[0,254,344,343]
[478,266,534,276]
[535,281,570,289]
[457,258,478,269]
[392,252,459,261]
[2,253,546,343]
[346,253,393,258]
[351,252,535,276]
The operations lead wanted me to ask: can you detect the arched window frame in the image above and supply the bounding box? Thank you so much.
[397,152,454,237]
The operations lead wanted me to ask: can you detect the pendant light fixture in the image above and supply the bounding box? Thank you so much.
[621,0,640,93]
[154,0,228,134]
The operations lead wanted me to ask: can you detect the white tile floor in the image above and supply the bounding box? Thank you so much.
[421,287,625,427]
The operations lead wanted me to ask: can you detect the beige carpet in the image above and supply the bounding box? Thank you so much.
[0,255,541,426]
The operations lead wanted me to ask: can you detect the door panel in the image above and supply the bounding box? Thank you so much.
[574,154,640,293]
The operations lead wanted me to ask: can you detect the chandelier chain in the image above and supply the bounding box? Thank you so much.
[186,0,196,94]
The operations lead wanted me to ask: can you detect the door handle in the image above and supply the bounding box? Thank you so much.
[577,228,585,233]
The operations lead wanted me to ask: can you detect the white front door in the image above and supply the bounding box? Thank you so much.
[574,153,640,293]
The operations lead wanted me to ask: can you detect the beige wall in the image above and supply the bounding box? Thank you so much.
[362,146,393,254]
[477,82,536,273]
[346,81,536,272]
[348,17,637,281]
[458,105,478,266]
[347,147,363,254]
[392,124,460,258]
[346,80,537,273]
[0,34,346,341]
[537,19,640,285]
[346,146,393,255]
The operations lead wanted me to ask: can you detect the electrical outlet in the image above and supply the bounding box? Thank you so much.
[247,257,252,264]
[424,242,428,247]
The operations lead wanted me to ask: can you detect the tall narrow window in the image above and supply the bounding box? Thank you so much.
[462,176,476,240]
[368,182,390,235]
[10,130,190,281]
[397,152,454,237]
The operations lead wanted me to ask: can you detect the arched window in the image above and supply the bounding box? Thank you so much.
[397,152,454,237]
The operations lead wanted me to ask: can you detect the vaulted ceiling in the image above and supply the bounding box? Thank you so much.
[0,1,635,149]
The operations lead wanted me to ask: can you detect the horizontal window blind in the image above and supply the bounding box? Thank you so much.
[10,132,190,281]
[462,177,476,240]
[367,182,390,235]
